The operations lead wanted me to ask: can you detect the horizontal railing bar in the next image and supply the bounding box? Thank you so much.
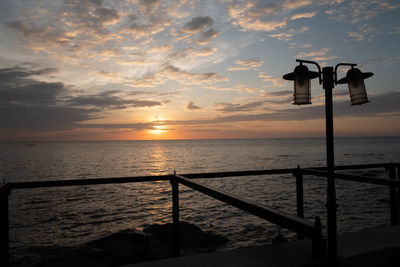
[5,163,398,191]
[175,174,319,239]
[182,164,397,179]
[312,163,397,171]
[7,175,172,190]
[4,169,297,191]
[303,169,400,186]
[180,169,298,179]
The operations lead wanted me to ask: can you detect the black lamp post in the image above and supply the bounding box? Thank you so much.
[283,59,373,263]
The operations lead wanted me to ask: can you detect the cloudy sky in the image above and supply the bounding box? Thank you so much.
[1,0,399,141]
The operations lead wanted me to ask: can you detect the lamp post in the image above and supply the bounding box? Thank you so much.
[283,59,373,263]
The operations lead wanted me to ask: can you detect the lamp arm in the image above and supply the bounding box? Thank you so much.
[334,63,357,84]
[296,59,322,84]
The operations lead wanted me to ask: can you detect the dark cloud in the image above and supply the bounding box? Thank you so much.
[138,0,161,14]
[7,21,46,37]
[268,90,292,96]
[0,67,98,131]
[268,97,293,105]
[196,29,219,45]
[79,122,154,130]
[160,92,400,125]
[68,90,162,109]
[62,3,120,32]
[7,21,73,48]
[186,101,201,110]
[214,101,265,113]
[0,67,56,85]
[0,81,64,106]
[0,67,62,106]
[181,16,214,34]
[121,13,171,39]
[263,90,293,104]
[65,0,103,8]
[0,105,98,131]
[94,7,120,24]
[169,47,216,60]
[0,66,164,133]
[159,63,228,84]
[248,3,280,17]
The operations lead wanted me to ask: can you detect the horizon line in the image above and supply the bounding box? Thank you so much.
[1,135,399,143]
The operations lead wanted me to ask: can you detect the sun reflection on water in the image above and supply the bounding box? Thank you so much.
[148,143,170,175]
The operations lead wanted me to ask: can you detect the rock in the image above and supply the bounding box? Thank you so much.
[143,221,228,258]
[12,221,227,266]
[83,229,152,265]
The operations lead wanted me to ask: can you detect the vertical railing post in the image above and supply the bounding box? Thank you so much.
[389,166,399,225]
[170,171,180,257]
[0,184,10,267]
[295,165,304,240]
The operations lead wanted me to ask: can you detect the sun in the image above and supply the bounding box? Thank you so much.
[149,125,166,135]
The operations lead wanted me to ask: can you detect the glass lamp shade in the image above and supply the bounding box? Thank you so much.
[294,75,311,105]
[337,68,373,106]
[348,77,369,105]
[283,64,318,105]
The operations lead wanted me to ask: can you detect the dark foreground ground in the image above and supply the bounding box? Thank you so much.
[12,224,400,267]
[11,221,228,267]
[129,225,400,267]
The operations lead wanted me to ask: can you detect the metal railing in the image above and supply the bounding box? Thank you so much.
[0,163,399,266]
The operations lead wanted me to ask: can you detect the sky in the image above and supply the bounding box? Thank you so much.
[0,0,400,141]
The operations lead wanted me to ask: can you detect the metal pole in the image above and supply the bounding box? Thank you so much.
[323,66,338,264]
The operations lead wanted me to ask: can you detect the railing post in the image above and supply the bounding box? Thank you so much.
[170,171,180,257]
[389,166,399,225]
[295,165,304,240]
[0,184,10,267]
[312,216,326,259]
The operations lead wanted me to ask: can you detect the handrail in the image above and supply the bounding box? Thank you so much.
[303,169,400,186]
[7,175,172,190]
[175,175,320,239]
[312,162,398,171]
[6,163,398,190]
[180,168,298,179]
[6,169,298,190]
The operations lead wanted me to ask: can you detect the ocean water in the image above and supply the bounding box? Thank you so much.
[1,137,399,261]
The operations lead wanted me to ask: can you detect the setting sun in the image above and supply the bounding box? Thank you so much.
[150,125,167,135]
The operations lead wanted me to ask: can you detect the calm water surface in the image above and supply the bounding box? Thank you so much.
[1,137,399,261]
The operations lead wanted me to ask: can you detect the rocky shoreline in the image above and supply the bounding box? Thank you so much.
[12,221,228,267]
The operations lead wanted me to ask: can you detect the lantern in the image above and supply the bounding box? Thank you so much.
[337,68,373,105]
[283,64,319,105]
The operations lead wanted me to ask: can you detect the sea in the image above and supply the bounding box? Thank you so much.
[1,137,399,261]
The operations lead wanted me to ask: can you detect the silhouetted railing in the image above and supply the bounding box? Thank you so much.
[0,163,399,267]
